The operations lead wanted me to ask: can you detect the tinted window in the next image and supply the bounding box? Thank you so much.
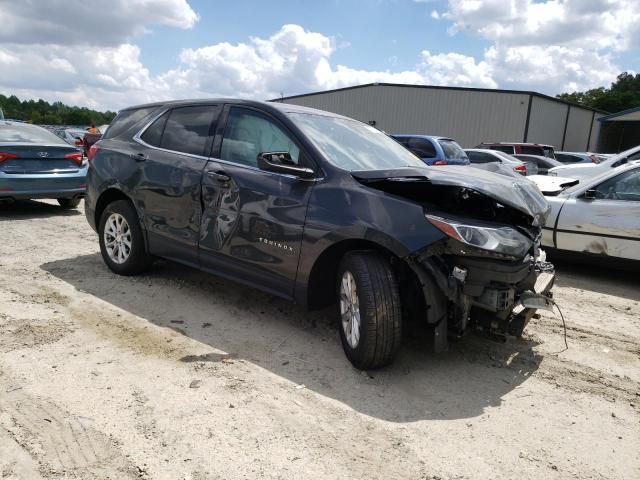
[141,112,168,147]
[407,137,437,158]
[520,146,545,155]
[104,106,158,139]
[290,113,425,171]
[221,107,301,167]
[0,124,67,144]
[556,153,582,163]
[594,169,640,201]
[160,106,217,156]
[489,145,515,154]
[467,151,495,164]
[438,139,468,160]
[542,146,555,158]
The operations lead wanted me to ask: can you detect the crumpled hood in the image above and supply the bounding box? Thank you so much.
[351,166,551,226]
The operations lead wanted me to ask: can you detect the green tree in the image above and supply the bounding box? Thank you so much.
[558,72,640,113]
[0,93,116,125]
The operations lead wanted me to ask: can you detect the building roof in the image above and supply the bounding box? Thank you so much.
[272,82,608,114]
[597,106,640,122]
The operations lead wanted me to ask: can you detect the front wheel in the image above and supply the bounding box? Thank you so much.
[337,252,402,369]
[57,198,81,209]
[98,200,151,275]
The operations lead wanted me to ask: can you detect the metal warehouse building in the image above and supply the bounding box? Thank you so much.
[274,83,606,152]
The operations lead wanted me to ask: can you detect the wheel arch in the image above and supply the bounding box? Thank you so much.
[94,187,134,229]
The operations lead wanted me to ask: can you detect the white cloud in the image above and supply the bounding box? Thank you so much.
[0,0,198,45]
[0,1,637,111]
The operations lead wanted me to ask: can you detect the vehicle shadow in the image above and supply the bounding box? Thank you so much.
[42,253,543,422]
[553,258,640,302]
[0,199,82,221]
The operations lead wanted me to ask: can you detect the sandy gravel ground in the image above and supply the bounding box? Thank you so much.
[1,199,639,480]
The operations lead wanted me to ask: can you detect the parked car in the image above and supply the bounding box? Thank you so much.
[391,135,470,166]
[530,161,640,263]
[555,151,607,165]
[56,127,88,148]
[85,99,555,369]
[476,142,556,159]
[464,148,536,175]
[0,120,86,207]
[98,124,110,134]
[549,145,640,179]
[514,154,563,175]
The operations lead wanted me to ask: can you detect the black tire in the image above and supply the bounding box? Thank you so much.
[57,198,81,209]
[337,252,402,369]
[98,200,151,275]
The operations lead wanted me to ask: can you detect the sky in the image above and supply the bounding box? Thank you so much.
[0,0,638,111]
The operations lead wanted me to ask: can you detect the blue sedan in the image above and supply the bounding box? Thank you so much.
[391,134,470,166]
[0,121,87,208]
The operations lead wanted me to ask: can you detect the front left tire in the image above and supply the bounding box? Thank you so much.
[98,200,151,275]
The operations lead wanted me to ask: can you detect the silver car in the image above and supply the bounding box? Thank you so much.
[464,148,537,175]
[536,160,640,261]
[549,144,640,179]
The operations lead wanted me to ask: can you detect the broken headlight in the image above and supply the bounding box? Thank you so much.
[426,214,533,258]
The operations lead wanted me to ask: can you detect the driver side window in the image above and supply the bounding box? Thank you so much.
[220,108,300,168]
[594,169,640,201]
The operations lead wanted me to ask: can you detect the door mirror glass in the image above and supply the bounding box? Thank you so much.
[257,152,315,179]
[583,189,598,200]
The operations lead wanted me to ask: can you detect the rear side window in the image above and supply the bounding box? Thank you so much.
[141,112,168,147]
[160,106,218,156]
[467,151,495,163]
[104,107,158,139]
[542,146,555,158]
[520,146,545,155]
[408,137,436,158]
[556,153,582,163]
[438,139,467,160]
[489,145,515,154]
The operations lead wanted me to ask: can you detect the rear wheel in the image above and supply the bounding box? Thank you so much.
[98,200,151,275]
[57,198,81,209]
[337,252,402,369]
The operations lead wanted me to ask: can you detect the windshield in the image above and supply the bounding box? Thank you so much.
[438,139,468,160]
[288,112,425,171]
[0,123,68,144]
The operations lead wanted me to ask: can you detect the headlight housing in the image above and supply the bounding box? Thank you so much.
[426,214,533,258]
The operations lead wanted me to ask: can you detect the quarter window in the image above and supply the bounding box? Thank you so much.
[220,108,300,168]
[160,106,217,156]
[140,112,168,147]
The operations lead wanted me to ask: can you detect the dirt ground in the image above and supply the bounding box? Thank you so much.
[0,199,638,480]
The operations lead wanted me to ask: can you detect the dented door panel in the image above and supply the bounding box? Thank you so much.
[555,198,640,260]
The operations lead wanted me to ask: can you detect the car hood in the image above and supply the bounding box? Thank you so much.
[351,166,550,226]
[527,175,579,196]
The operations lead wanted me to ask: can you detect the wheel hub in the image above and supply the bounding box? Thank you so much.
[104,213,132,264]
[340,270,361,349]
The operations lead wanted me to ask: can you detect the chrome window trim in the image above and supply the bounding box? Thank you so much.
[132,105,321,181]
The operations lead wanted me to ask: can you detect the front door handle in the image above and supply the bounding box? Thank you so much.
[207,170,231,183]
[131,152,147,162]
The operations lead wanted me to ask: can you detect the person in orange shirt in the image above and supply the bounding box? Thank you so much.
[87,123,99,134]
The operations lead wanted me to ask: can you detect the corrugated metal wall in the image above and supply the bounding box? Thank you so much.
[282,85,529,147]
[526,96,566,147]
[280,84,602,152]
[564,106,594,151]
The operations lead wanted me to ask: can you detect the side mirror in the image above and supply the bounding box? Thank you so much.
[257,152,315,179]
[583,189,597,200]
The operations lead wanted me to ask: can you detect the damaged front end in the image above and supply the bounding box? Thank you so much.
[353,166,556,349]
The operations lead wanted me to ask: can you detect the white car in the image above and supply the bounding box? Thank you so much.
[548,144,640,180]
[533,161,640,262]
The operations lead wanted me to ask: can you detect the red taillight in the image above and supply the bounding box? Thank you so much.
[87,141,101,162]
[515,164,527,174]
[433,160,448,166]
[0,152,19,163]
[65,152,84,166]
[589,154,600,164]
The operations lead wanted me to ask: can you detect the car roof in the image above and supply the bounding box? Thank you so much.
[391,134,452,141]
[119,98,349,120]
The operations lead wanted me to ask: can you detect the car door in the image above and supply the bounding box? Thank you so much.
[133,104,220,265]
[198,105,316,298]
[555,167,640,260]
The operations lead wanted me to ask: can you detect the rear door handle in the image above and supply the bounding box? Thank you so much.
[207,170,231,183]
[131,152,147,162]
